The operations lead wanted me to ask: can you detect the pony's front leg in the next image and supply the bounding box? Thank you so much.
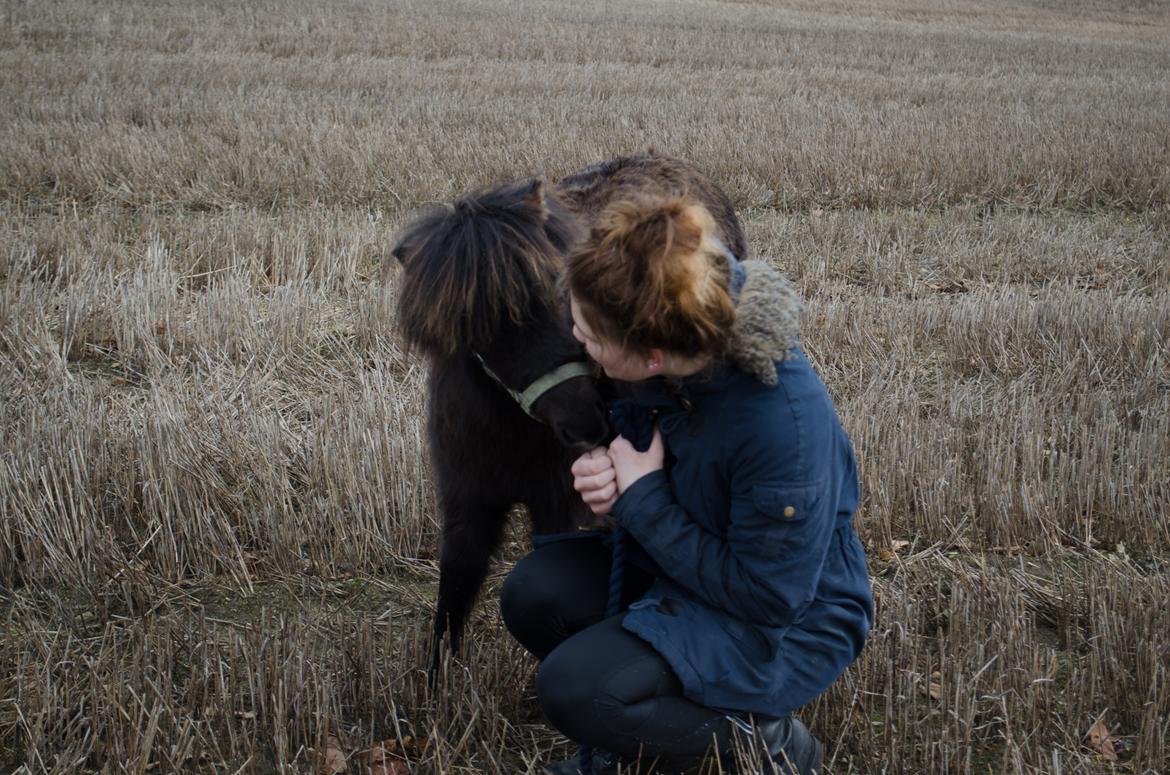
[431,493,509,677]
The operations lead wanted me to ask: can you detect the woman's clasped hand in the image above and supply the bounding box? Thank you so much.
[570,430,665,516]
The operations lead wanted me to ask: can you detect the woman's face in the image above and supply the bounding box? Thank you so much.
[570,295,657,382]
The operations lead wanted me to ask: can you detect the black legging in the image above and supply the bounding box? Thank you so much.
[500,535,759,764]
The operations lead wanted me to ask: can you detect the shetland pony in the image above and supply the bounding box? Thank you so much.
[390,152,746,671]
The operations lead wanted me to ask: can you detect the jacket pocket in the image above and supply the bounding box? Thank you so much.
[747,479,827,551]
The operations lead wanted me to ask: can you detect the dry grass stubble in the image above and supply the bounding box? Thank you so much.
[2,0,1169,772]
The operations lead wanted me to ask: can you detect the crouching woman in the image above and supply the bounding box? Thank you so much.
[501,194,873,774]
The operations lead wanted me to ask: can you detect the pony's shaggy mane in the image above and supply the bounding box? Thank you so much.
[393,179,582,355]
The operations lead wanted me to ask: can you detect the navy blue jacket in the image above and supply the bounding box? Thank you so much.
[613,346,872,717]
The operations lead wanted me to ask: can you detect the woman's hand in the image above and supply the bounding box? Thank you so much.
[607,428,665,495]
[571,447,619,516]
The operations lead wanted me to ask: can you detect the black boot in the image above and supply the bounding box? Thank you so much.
[756,716,823,775]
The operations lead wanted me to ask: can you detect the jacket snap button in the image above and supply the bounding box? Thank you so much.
[783,506,796,518]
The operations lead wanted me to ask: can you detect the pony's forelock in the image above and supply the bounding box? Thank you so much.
[393,180,579,355]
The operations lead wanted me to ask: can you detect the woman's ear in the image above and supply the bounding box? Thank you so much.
[645,348,665,373]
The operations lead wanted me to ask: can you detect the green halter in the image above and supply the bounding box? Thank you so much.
[473,352,594,421]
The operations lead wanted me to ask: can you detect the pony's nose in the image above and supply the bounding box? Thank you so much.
[577,408,609,448]
[553,409,607,450]
[554,422,584,449]
[585,410,609,446]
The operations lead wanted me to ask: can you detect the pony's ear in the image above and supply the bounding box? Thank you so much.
[391,232,418,265]
[382,236,413,286]
[521,178,550,221]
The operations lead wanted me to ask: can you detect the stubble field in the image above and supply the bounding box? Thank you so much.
[1,0,1168,772]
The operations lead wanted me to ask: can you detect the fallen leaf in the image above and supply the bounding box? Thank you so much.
[361,740,410,775]
[1085,717,1118,761]
[370,759,409,775]
[915,670,944,701]
[321,748,346,774]
[878,541,910,562]
[235,710,256,720]
[315,735,347,774]
[926,279,968,294]
[988,545,1024,555]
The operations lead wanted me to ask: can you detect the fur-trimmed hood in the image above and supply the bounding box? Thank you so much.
[726,260,803,386]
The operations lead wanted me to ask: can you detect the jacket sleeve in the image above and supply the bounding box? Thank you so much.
[611,454,836,628]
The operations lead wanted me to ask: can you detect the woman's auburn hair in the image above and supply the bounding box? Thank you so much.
[567,194,735,357]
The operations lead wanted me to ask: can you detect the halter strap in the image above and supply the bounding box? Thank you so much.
[473,353,593,420]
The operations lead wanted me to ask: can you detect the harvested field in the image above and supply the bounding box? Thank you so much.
[1,0,1168,772]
